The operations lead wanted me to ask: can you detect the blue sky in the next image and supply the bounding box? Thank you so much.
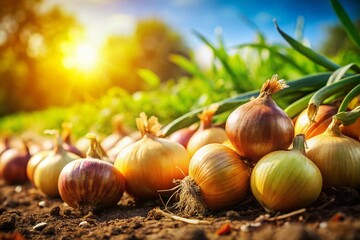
[45,0,360,50]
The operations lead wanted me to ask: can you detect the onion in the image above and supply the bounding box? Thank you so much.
[307,112,360,187]
[175,143,250,216]
[251,134,322,212]
[61,122,85,158]
[101,114,130,151]
[226,75,294,162]
[58,133,125,213]
[294,105,337,139]
[0,140,31,185]
[33,130,79,197]
[169,124,198,148]
[187,105,228,156]
[114,113,190,200]
[26,150,51,186]
[341,116,360,141]
[0,135,10,156]
[107,133,140,163]
[0,136,11,178]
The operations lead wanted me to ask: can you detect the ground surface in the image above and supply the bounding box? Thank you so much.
[0,179,360,240]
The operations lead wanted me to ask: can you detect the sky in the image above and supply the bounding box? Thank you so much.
[44,0,360,51]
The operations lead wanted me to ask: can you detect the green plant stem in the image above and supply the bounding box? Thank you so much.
[335,106,360,126]
[161,73,332,136]
[284,92,314,118]
[274,20,342,72]
[338,84,360,113]
[307,74,360,122]
[331,0,360,50]
[292,134,306,155]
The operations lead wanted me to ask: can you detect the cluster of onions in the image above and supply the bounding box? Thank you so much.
[226,75,294,162]
[251,134,322,212]
[306,107,360,187]
[187,105,228,156]
[294,105,337,139]
[175,143,250,216]
[31,130,79,197]
[58,133,125,213]
[114,112,190,200]
[0,140,31,185]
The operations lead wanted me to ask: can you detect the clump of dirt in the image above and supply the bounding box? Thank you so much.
[1,180,360,239]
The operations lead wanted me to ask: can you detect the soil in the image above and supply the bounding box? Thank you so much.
[1,179,360,240]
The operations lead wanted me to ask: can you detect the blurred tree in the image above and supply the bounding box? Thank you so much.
[134,19,189,83]
[0,0,83,116]
[0,1,190,116]
[320,19,360,65]
[101,18,190,92]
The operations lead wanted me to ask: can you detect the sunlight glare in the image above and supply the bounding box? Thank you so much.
[63,42,99,72]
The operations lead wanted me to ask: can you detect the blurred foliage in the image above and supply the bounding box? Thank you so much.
[0,0,189,116]
[0,0,83,115]
[100,19,190,93]
[320,19,360,66]
[0,0,359,141]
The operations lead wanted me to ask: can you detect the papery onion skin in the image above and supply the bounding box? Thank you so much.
[187,143,250,211]
[58,158,125,210]
[0,147,31,185]
[294,105,337,139]
[26,150,51,185]
[33,149,79,197]
[226,76,294,162]
[187,128,228,156]
[251,138,322,212]
[307,122,360,187]
[169,126,197,148]
[226,97,294,162]
[114,135,190,200]
[341,117,360,141]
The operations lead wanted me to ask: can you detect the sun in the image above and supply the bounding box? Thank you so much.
[63,42,99,72]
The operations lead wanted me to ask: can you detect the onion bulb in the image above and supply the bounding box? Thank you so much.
[175,143,250,216]
[187,105,228,156]
[0,140,31,185]
[114,112,190,200]
[169,124,198,148]
[226,75,294,162]
[101,114,130,151]
[33,130,79,197]
[58,133,125,213]
[107,132,140,163]
[307,114,360,187]
[251,134,322,212]
[26,150,51,186]
[294,105,337,139]
[341,117,360,141]
[0,136,11,156]
[61,122,85,158]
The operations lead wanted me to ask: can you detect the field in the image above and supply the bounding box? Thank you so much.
[1,1,360,239]
[1,179,360,240]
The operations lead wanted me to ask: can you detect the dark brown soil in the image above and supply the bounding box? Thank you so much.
[1,179,360,240]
